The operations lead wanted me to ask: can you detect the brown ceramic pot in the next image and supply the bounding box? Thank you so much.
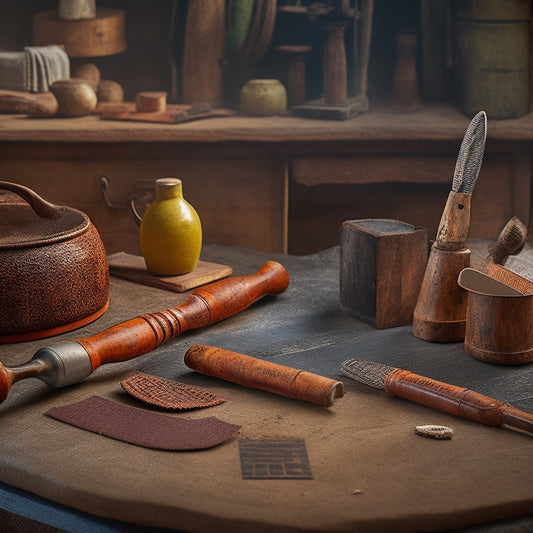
[0,181,109,342]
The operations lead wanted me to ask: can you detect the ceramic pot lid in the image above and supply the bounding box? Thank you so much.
[0,188,89,250]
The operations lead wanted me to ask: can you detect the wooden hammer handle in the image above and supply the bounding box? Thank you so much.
[385,369,533,434]
[184,344,344,407]
[77,261,289,370]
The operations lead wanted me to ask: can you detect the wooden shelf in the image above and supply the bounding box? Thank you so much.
[1,103,531,256]
[1,105,532,146]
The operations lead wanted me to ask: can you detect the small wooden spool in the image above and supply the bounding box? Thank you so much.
[276,45,312,107]
[33,8,127,58]
[135,92,167,113]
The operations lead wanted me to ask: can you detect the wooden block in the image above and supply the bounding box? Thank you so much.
[98,102,235,124]
[108,252,232,292]
[340,219,428,329]
[291,95,369,120]
[135,91,167,113]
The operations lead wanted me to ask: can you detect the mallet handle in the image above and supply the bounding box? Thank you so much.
[77,261,289,370]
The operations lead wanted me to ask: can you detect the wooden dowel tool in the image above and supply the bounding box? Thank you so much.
[185,344,344,407]
[0,261,289,404]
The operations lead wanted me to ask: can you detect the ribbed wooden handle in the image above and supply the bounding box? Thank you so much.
[385,369,533,434]
[77,261,289,370]
[184,344,344,407]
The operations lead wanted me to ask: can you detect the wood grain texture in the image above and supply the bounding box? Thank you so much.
[184,344,344,407]
[0,106,529,255]
[33,9,127,58]
[340,219,427,329]
[1,105,533,143]
[385,368,533,434]
[412,245,471,342]
[0,156,288,254]
[77,261,289,369]
[181,0,225,106]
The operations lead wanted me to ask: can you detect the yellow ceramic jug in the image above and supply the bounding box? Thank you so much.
[139,177,202,275]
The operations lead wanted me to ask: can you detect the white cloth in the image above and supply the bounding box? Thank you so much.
[0,45,70,92]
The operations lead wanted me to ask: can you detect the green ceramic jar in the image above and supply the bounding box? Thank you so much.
[240,79,287,116]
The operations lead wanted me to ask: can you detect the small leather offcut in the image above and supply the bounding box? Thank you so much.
[120,371,227,411]
[239,438,313,479]
[45,396,240,451]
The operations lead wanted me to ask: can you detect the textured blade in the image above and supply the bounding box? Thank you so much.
[341,359,397,390]
[452,111,487,194]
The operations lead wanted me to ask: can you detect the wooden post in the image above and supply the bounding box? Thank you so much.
[323,22,347,105]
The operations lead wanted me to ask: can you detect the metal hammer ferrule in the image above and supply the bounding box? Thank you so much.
[31,341,93,388]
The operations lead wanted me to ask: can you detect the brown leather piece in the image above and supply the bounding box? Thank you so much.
[45,396,240,450]
[120,371,227,410]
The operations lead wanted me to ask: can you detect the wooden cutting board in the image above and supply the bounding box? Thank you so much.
[98,102,235,124]
[108,252,232,292]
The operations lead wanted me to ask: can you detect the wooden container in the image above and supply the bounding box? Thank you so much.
[340,219,428,329]
[455,0,530,118]
[33,9,127,58]
[459,268,533,364]
[412,245,471,342]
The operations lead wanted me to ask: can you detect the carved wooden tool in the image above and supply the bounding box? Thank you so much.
[484,216,528,267]
[413,111,487,342]
[0,261,289,404]
[341,358,533,435]
[185,344,344,407]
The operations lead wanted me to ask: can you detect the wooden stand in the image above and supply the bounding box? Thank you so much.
[292,19,369,120]
[391,32,423,112]
[276,45,312,107]
[33,8,126,58]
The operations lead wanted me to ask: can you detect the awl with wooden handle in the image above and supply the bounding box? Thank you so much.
[0,261,289,404]
[342,358,533,435]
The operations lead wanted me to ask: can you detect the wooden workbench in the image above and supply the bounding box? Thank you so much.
[0,244,532,532]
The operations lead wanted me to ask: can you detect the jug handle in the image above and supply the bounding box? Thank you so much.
[0,181,61,219]
[129,194,143,226]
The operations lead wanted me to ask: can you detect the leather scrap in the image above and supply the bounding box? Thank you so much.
[239,438,313,479]
[45,396,240,450]
[121,371,227,411]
